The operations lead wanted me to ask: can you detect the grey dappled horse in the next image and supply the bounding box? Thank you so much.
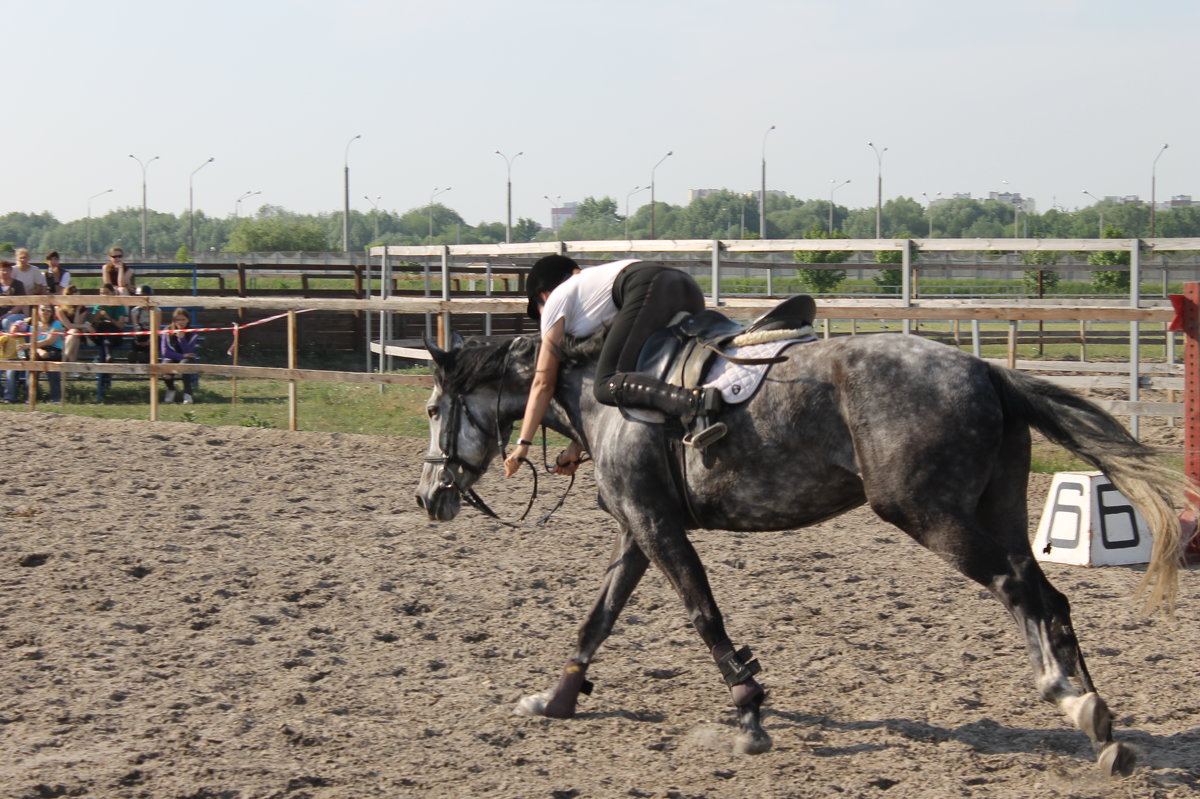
[415,330,1184,776]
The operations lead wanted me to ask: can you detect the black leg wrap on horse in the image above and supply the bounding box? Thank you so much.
[543,658,593,718]
[712,642,765,707]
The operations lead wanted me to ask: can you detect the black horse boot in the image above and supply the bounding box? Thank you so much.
[607,374,727,447]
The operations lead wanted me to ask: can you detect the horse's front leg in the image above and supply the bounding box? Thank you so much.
[516,526,648,718]
[641,523,772,755]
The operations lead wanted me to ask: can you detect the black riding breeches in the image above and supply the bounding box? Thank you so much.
[593,263,705,406]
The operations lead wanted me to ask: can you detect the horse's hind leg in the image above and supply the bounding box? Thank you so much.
[881,496,1135,776]
[516,527,649,719]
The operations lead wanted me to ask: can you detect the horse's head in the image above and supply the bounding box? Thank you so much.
[416,334,537,521]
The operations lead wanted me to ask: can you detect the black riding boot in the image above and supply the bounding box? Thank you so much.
[606,374,727,447]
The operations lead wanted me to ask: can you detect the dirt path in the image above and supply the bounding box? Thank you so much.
[2,413,1198,798]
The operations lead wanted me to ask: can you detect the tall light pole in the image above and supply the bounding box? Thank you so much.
[86,188,113,258]
[495,150,524,243]
[760,125,775,239]
[428,187,452,241]
[867,142,886,238]
[1000,179,1021,237]
[128,154,159,257]
[363,195,382,242]
[235,190,261,218]
[828,179,851,234]
[542,194,561,233]
[921,191,941,237]
[189,156,214,256]
[649,150,672,239]
[625,185,648,239]
[1082,189,1105,237]
[343,134,362,252]
[1151,142,1169,237]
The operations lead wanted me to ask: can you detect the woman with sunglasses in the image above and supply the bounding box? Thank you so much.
[101,248,135,296]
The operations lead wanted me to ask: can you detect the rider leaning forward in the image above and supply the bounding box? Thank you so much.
[503,255,719,478]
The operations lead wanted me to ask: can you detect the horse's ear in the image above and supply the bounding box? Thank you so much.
[425,332,468,368]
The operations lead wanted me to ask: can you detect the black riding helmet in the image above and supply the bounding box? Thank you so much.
[526,255,578,321]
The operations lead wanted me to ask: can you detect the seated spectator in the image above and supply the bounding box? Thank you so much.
[161,307,199,405]
[0,260,28,332]
[44,251,71,293]
[19,305,64,403]
[12,248,48,296]
[101,248,135,296]
[128,285,154,364]
[90,283,128,363]
[57,286,94,362]
[0,324,21,403]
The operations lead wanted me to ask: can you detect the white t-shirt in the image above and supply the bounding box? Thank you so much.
[12,265,47,294]
[540,259,639,338]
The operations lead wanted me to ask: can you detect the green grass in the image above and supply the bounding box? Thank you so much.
[2,376,435,438]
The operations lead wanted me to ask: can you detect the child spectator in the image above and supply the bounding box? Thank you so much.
[128,285,154,364]
[57,286,94,362]
[0,323,21,403]
[161,307,199,404]
[22,305,64,403]
[44,251,71,293]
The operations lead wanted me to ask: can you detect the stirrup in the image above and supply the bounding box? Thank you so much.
[683,422,727,449]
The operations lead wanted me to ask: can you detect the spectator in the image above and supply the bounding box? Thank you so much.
[0,322,21,403]
[90,283,128,363]
[43,251,71,293]
[128,285,154,364]
[0,260,27,332]
[101,248,135,296]
[12,248,48,295]
[160,307,199,404]
[23,305,63,403]
[57,286,94,362]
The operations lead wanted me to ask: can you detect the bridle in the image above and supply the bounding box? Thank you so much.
[423,344,585,527]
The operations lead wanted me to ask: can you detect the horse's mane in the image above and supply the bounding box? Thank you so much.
[436,330,606,396]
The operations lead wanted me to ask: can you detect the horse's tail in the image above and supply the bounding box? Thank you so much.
[989,364,1188,614]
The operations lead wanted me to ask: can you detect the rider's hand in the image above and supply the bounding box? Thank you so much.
[503,443,530,478]
[552,440,585,476]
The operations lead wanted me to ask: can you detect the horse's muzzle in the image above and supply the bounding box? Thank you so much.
[416,466,462,521]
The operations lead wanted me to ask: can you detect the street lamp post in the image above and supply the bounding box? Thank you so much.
[495,150,524,243]
[128,154,160,257]
[1151,143,1169,237]
[867,142,886,237]
[343,134,362,252]
[189,157,214,256]
[86,188,113,258]
[828,179,851,234]
[1082,189,1106,237]
[542,194,561,234]
[363,195,382,242]
[625,186,647,239]
[649,151,673,239]
[1000,180,1021,237]
[428,187,452,241]
[921,191,941,237]
[760,125,775,239]
[235,190,261,218]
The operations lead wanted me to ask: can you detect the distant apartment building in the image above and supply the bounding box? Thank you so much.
[987,191,1037,215]
[548,201,578,231]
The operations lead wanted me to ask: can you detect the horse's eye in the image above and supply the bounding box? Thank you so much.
[427,406,438,419]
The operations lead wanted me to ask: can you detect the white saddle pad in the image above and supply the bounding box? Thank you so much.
[620,336,814,424]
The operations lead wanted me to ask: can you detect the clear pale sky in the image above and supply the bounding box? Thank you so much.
[5,0,1197,229]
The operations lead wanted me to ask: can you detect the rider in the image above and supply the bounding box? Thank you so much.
[503,255,719,478]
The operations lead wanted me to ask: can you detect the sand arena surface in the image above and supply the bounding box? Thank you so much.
[2,412,1199,798]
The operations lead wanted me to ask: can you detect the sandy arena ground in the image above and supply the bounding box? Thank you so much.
[2,412,1199,799]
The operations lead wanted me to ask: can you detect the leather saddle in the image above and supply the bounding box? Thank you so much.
[636,294,816,392]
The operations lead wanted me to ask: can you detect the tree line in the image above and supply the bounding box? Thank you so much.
[3,191,1200,257]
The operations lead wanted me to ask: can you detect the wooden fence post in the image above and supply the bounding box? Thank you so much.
[149,307,160,421]
[287,309,298,431]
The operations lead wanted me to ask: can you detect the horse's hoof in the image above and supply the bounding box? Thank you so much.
[514,691,551,717]
[733,731,773,755]
[1097,741,1137,778]
[1073,692,1113,744]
